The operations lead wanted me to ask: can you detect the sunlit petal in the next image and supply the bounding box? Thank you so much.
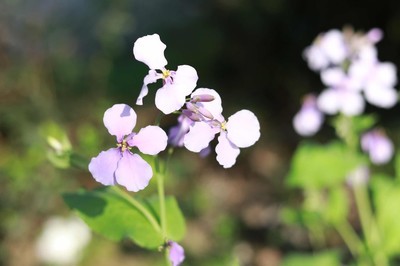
[115,152,152,192]
[88,148,121,186]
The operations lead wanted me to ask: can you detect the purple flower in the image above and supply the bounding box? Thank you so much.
[168,241,185,266]
[168,88,220,147]
[168,114,193,147]
[361,129,394,165]
[184,106,260,168]
[133,34,198,114]
[293,94,324,136]
[88,104,168,192]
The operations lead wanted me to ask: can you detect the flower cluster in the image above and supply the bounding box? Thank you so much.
[87,34,261,265]
[134,34,261,168]
[294,27,397,164]
[89,104,168,192]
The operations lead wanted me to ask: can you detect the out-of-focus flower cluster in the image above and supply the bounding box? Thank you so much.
[293,27,397,165]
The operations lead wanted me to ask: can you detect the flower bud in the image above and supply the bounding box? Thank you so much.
[197,106,214,120]
[191,94,215,103]
[182,109,202,122]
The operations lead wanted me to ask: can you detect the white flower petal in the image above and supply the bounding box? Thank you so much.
[320,67,345,87]
[155,85,187,114]
[191,88,223,118]
[320,29,347,64]
[183,122,217,152]
[133,34,167,70]
[317,89,340,115]
[136,70,162,105]
[215,132,240,168]
[340,91,365,116]
[364,85,398,108]
[173,65,198,96]
[226,110,260,148]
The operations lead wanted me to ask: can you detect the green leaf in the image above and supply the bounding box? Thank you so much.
[322,187,349,225]
[63,187,164,249]
[144,196,186,242]
[372,176,400,257]
[287,141,364,189]
[281,251,341,266]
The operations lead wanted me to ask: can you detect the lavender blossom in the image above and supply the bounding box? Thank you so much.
[293,94,324,136]
[361,129,394,165]
[133,34,198,114]
[168,241,185,266]
[88,104,168,192]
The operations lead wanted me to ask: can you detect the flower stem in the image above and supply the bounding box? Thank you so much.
[334,220,363,258]
[109,186,162,233]
[154,156,170,265]
[157,171,167,234]
[353,184,388,266]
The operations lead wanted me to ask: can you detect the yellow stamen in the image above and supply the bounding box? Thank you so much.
[221,121,227,131]
[117,139,131,152]
[162,69,171,79]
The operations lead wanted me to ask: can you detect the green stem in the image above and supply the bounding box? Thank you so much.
[334,220,363,258]
[157,172,167,234]
[353,184,388,266]
[154,156,170,266]
[109,186,162,233]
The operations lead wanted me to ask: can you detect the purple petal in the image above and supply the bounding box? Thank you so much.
[133,34,167,70]
[173,65,198,96]
[103,104,137,141]
[191,88,223,118]
[183,122,217,152]
[367,28,383,43]
[215,132,240,168]
[136,70,162,105]
[361,130,394,165]
[293,106,323,137]
[128,126,168,155]
[226,110,260,148]
[115,152,153,192]
[155,85,187,114]
[168,115,193,147]
[169,242,185,266]
[88,148,121,186]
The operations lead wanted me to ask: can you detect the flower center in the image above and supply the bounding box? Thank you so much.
[220,121,227,131]
[117,139,131,152]
[162,69,171,79]
[161,69,174,85]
